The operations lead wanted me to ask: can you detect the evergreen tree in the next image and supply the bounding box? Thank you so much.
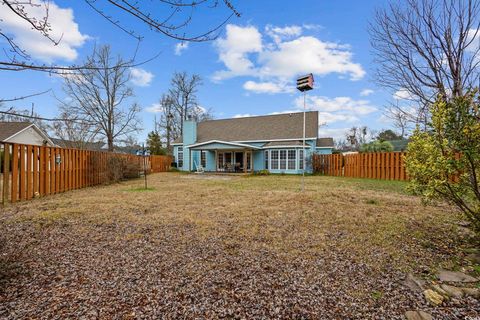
[146,131,166,155]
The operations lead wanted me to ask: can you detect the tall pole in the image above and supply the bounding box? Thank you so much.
[296,73,314,192]
[143,143,147,189]
[302,91,306,192]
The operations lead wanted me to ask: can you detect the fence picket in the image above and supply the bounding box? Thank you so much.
[313,151,407,181]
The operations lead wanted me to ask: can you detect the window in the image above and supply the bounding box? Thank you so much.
[246,152,251,170]
[288,150,296,170]
[201,151,206,168]
[279,150,287,170]
[177,147,183,168]
[271,150,279,170]
[264,150,269,170]
[298,149,304,170]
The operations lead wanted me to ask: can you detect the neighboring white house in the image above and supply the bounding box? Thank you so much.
[0,122,54,146]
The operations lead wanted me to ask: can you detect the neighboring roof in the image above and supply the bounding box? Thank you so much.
[316,137,334,148]
[195,111,319,143]
[262,140,306,148]
[0,122,33,141]
[0,122,54,145]
[51,138,106,151]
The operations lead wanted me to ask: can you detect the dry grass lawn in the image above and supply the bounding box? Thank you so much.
[0,173,478,319]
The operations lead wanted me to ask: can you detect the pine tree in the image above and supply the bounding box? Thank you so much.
[146,131,166,155]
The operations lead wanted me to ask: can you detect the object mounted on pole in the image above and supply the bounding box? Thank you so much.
[296,73,314,92]
[296,73,314,192]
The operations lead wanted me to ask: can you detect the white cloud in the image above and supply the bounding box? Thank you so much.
[317,112,358,123]
[467,28,480,52]
[243,80,293,94]
[318,127,350,140]
[213,24,262,81]
[265,25,302,44]
[393,89,413,100]
[296,96,377,115]
[360,89,374,96]
[0,0,89,62]
[233,113,257,118]
[145,103,163,113]
[174,42,189,55]
[130,68,154,87]
[213,24,365,89]
[258,36,365,81]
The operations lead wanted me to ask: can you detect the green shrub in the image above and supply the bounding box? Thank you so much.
[360,141,394,153]
[256,169,270,176]
[406,92,480,233]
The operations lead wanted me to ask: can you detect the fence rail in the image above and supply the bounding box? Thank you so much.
[1,142,172,204]
[313,152,407,181]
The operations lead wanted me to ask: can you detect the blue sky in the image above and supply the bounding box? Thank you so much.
[0,0,401,143]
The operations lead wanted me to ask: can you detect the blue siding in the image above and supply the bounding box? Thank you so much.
[174,121,333,173]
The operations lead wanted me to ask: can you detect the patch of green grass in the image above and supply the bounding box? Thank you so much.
[371,290,383,300]
[473,265,480,276]
[125,187,157,192]
[365,199,380,205]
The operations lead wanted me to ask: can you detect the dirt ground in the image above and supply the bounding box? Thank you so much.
[0,173,478,319]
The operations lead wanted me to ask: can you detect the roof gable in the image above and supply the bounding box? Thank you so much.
[196,111,319,143]
[0,122,33,141]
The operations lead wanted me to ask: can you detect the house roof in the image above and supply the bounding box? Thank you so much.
[0,122,33,141]
[51,138,106,151]
[174,111,320,143]
[316,137,334,148]
[0,122,54,145]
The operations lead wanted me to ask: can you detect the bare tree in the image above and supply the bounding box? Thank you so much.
[61,45,141,151]
[50,110,101,149]
[370,0,480,126]
[168,71,203,133]
[1,0,239,73]
[154,75,214,152]
[346,126,373,151]
[384,103,412,138]
[0,103,48,131]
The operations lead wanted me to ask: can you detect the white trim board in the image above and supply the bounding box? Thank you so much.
[188,140,262,150]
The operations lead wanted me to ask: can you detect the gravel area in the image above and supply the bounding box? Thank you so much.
[0,173,478,319]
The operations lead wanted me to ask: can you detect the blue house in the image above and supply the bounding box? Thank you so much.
[172,111,333,174]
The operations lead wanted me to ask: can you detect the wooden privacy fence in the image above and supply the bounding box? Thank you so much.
[0,142,172,204]
[313,152,408,181]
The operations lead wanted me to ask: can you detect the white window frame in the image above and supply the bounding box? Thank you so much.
[271,150,279,170]
[298,149,304,170]
[177,146,184,168]
[287,150,296,170]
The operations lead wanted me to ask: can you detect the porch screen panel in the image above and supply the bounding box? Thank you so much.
[287,150,296,170]
[246,152,251,170]
[218,153,224,170]
[279,150,287,170]
[224,153,232,166]
[271,150,279,170]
